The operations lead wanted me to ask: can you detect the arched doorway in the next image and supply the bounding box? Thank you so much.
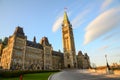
[37,66,40,69]
[68,64,70,68]
[74,63,76,68]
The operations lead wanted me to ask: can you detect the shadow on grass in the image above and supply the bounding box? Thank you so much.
[1,72,55,80]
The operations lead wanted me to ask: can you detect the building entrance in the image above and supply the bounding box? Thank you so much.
[68,64,70,68]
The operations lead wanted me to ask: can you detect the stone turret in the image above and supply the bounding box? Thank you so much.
[33,36,36,43]
[40,37,51,46]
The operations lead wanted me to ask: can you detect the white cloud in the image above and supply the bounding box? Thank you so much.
[52,11,71,32]
[52,16,63,32]
[84,6,120,45]
[72,9,90,28]
[103,30,120,41]
[98,45,109,51]
[101,0,113,11]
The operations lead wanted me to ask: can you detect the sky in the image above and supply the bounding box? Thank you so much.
[0,0,120,66]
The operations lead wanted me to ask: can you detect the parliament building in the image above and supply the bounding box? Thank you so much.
[0,12,90,70]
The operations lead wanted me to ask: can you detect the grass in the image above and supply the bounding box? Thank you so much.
[0,72,54,80]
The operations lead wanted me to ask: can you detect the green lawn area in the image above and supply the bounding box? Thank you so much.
[0,72,54,80]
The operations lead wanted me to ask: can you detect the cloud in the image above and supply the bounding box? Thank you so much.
[72,9,90,28]
[101,0,113,11]
[103,31,120,41]
[52,11,71,32]
[84,6,120,45]
[103,33,114,41]
[52,16,63,32]
[98,45,109,51]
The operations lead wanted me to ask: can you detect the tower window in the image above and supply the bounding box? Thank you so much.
[67,56,69,59]
[64,30,68,34]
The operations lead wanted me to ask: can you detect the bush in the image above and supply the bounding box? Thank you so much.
[0,70,60,78]
[0,70,23,78]
[112,67,120,70]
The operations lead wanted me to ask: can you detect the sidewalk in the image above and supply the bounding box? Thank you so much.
[88,69,120,78]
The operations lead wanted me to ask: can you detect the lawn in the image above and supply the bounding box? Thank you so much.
[0,72,54,80]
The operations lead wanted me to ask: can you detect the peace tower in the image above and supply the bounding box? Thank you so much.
[62,11,77,68]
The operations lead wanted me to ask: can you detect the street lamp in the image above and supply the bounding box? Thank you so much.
[105,54,110,73]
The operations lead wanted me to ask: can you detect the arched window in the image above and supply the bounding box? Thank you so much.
[67,55,69,59]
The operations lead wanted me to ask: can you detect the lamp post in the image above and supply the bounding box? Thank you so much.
[105,54,110,74]
[105,55,108,65]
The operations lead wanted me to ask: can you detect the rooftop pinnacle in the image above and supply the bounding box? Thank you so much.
[63,11,70,24]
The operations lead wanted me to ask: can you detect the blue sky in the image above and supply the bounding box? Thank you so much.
[0,0,120,66]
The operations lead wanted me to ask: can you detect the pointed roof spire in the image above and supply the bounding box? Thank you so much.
[64,11,69,21]
[33,36,36,43]
[63,11,70,23]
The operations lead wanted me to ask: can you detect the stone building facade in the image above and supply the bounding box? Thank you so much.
[0,27,63,70]
[0,43,3,67]
[77,51,90,69]
[0,12,90,70]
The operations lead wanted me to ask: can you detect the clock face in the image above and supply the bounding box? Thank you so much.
[64,23,67,26]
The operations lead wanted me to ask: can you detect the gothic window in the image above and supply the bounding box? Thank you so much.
[65,38,69,50]
[16,51,22,56]
[67,39,69,50]
[65,38,68,50]
[67,55,69,59]
[64,30,68,34]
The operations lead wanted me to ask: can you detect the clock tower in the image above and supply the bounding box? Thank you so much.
[62,11,77,68]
